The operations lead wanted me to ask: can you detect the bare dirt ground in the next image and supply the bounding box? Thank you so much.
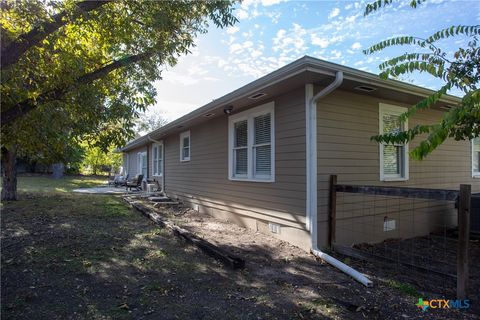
[134,199,479,319]
[2,191,478,319]
[349,235,480,314]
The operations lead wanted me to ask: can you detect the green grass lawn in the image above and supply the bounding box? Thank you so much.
[12,175,107,193]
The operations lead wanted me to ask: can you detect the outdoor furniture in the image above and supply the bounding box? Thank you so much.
[114,174,128,187]
[108,174,123,186]
[126,174,143,191]
[146,183,157,193]
[145,178,162,193]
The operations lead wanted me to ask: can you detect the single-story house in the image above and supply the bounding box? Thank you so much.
[121,56,480,252]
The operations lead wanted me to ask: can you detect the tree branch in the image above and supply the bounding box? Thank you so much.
[1,0,110,70]
[1,51,155,126]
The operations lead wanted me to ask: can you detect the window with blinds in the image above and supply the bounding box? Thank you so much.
[253,114,271,177]
[234,120,248,176]
[228,102,274,182]
[473,138,480,176]
[379,104,409,181]
[180,131,190,162]
[153,144,163,175]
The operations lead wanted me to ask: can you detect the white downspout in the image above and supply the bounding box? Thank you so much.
[306,72,373,287]
[148,135,165,192]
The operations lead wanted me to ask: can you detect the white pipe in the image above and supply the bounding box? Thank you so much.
[306,72,373,287]
[311,249,372,287]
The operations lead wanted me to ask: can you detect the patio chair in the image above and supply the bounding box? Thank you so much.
[114,174,129,187]
[126,174,143,191]
[108,174,122,186]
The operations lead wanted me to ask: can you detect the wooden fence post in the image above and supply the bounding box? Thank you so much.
[457,184,471,300]
[328,175,337,248]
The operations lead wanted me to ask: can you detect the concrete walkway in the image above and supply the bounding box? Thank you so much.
[72,186,138,194]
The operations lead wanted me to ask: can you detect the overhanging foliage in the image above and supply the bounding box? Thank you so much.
[364,1,479,159]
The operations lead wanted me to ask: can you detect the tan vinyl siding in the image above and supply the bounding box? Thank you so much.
[124,145,148,178]
[123,84,477,251]
[163,87,310,249]
[316,89,479,247]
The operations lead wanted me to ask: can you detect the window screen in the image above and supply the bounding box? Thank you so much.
[254,114,271,176]
[473,138,480,174]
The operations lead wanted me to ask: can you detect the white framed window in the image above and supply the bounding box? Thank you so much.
[137,151,147,178]
[152,142,163,176]
[473,138,480,177]
[228,102,275,182]
[379,103,409,181]
[180,131,190,162]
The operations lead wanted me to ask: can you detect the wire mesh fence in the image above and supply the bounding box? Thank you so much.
[328,176,477,305]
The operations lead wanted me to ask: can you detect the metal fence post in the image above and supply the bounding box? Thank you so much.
[329,175,337,248]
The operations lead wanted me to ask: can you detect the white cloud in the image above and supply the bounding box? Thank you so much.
[328,7,340,19]
[157,100,198,121]
[250,49,263,58]
[240,0,256,9]
[265,10,282,23]
[261,0,283,6]
[292,23,306,48]
[351,42,362,50]
[273,29,286,44]
[226,26,240,34]
[272,24,307,54]
[243,40,254,49]
[310,34,329,48]
[227,35,236,45]
[148,0,478,123]
[330,35,345,43]
[163,62,215,86]
[236,9,249,20]
[203,76,219,82]
[241,0,284,9]
[330,49,342,60]
[345,15,357,23]
[229,43,243,53]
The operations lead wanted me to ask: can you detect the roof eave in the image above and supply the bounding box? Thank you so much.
[121,56,312,151]
[121,56,462,152]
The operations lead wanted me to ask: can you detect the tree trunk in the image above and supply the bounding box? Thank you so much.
[1,146,18,201]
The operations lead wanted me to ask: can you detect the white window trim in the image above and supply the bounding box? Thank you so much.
[124,153,129,176]
[228,101,275,183]
[179,130,191,162]
[472,138,480,178]
[379,103,409,181]
[137,151,147,177]
[152,142,164,176]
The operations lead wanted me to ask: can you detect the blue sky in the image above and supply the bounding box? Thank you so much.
[149,0,479,122]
